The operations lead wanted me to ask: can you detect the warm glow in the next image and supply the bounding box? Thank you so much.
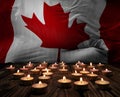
[28,62,31,66]
[62,67,65,69]
[93,68,95,70]
[90,62,92,66]
[23,66,25,69]
[75,70,77,73]
[63,76,66,80]
[10,65,13,68]
[46,69,49,73]
[91,72,93,74]
[17,70,20,73]
[105,68,108,71]
[101,78,104,81]
[99,63,101,65]
[83,68,85,71]
[52,64,54,67]
[76,65,79,68]
[39,64,42,67]
[80,77,83,82]
[39,81,42,84]
[77,61,80,64]
[34,68,36,70]
[43,74,46,77]
[27,74,30,78]
[43,61,46,64]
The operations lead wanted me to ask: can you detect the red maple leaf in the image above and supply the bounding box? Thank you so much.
[22,3,89,50]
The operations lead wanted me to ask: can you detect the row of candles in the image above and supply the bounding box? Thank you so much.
[5,61,112,94]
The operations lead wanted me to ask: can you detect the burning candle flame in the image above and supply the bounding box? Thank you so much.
[10,65,13,68]
[43,74,46,77]
[63,76,66,80]
[75,70,77,73]
[83,68,85,71]
[90,62,92,66]
[39,81,42,84]
[91,72,93,74]
[17,70,20,73]
[27,74,30,78]
[105,68,108,71]
[101,78,104,81]
[80,77,83,82]
[23,66,25,69]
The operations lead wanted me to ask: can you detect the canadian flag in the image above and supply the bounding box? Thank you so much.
[0,0,120,64]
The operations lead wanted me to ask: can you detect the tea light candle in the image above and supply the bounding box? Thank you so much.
[88,62,95,69]
[60,63,67,68]
[26,62,33,68]
[97,63,105,67]
[41,61,48,67]
[36,64,45,70]
[71,70,82,80]
[80,68,89,75]
[74,64,82,71]
[13,70,24,79]
[58,76,72,88]
[102,68,112,76]
[76,61,81,65]
[95,78,110,88]
[79,62,86,67]
[42,68,51,72]
[32,81,48,94]
[90,68,99,74]
[59,67,68,72]
[52,62,58,67]
[30,68,40,74]
[38,74,51,83]
[49,64,57,71]
[20,74,34,85]
[6,65,15,70]
[20,66,29,72]
[87,72,98,81]
[74,77,88,90]
[43,70,53,76]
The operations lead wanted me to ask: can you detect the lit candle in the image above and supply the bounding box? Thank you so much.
[49,64,57,71]
[74,64,82,71]
[71,70,82,80]
[13,70,24,79]
[95,78,110,88]
[80,68,89,75]
[97,63,105,67]
[58,76,72,88]
[41,61,48,67]
[30,68,40,74]
[59,67,68,73]
[87,72,98,81]
[79,62,86,67]
[20,74,34,85]
[51,62,58,67]
[42,68,51,72]
[32,81,48,94]
[20,66,29,72]
[26,62,33,68]
[74,77,89,90]
[90,68,99,74]
[42,69,53,76]
[36,64,45,70]
[102,68,112,76]
[38,74,51,83]
[6,65,15,70]
[87,62,95,69]
[60,63,67,68]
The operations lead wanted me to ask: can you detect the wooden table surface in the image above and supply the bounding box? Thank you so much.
[0,63,120,97]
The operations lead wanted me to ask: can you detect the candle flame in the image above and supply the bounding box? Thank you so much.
[80,77,83,82]
[10,65,13,68]
[39,64,42,67]
[63,76,66,80]
[91,72,93,74]
[77,61,80,64]
[34,68,36,70]
[83,68,85,71]
[63,67,65,69]
[93,68,95,70]
[105,68,108,71]
[76,65,79,68]
[39,81,42,84]
[23,66,25,69]
[75,70,77,73]
[101,78,104,81]
[99,63,101,65]
[90,62,92,66]
[28,61,31,66]
[17,70,20,73]
[43,74,46,77]
[27,74,30,78]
